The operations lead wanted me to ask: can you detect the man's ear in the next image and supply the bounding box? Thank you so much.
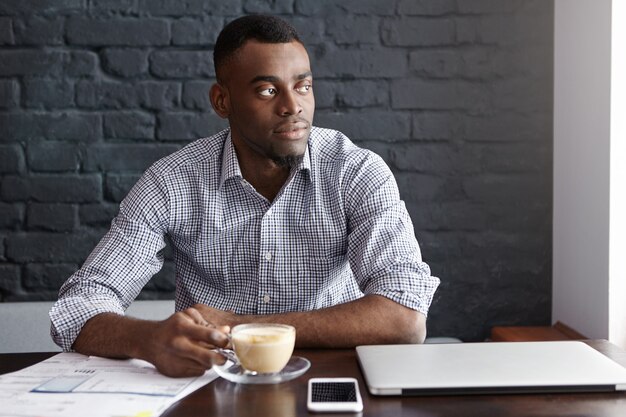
[210,83,230,119]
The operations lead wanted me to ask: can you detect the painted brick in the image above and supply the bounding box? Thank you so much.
[104,111,155,139]
[27,142,81,172]
[409,202,486,232]
[0,203,23,230]
[0,174,102,203]
[138,0,241,15]
[13,16,64,45]
[491,77,551,111]
[391,79,457,110]
[0,50,65,77]
[27,203,77,232]
[244,0,294,14]
[83,144,181,172]
[76,81,139,108]
[0,0,85,15]
[66,17,170,46]
[0,144,25,173]
[295,0,397,16]
[64,51,98,77]
[0,112,102,141]
[390,143,479,174]
[149,51,214,79]
[89,0,137,14]
[313,46,407,78]
[105,173,142,202]
[398,0,456,15]
[409,50,461,78]
[0,264,21,294]
[312,80,388,109]
[0,0,555,342]
[157,112,227,140]
[409,47,546,81]
[336,80,388,108]
[457,0,521,14]
[0,17,14,45]
[462,112,551,142]
[101,48,149,78]
[395,172,450,204]
[309,80,335,109]
[391,79,492,112]
[475,143,552,174]
[171,17,222,46]
[182,81,213,110]
[23,79,75,109]
[455,14,549,46]
[137,81,181,110]
[79,203,119,227]
[24,263,77,291]
[291,17,324,46]
[77,81,180,109]
[6,232,100,263]
[463,174,549,204]
[381,17,455,46]
[326,15,378,45]
[0,235,4,261]
[412,112,463,140]
[0,79,19,110]
[314,110,410,141]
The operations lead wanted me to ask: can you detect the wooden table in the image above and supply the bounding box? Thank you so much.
[2,341,626,416]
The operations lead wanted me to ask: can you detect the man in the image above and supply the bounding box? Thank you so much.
[50,15,440,377]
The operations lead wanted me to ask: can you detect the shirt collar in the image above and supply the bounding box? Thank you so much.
[219,130,312,188]
[219,131,242,188]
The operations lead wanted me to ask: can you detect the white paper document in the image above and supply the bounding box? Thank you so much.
[0,352,220,417]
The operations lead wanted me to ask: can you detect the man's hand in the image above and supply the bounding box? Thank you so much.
[143,308,231,377]
[72,309,232,378]
[191,304,240,328]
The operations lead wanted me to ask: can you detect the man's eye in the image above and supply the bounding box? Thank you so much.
[259,88,277,97]
[296,84,312,93]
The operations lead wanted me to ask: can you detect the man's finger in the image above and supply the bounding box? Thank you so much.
[183,308,213,327]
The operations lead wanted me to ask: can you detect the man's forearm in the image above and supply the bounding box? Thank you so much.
[72,310,231,378]
[72,313,155,360]
[199,295,426,348]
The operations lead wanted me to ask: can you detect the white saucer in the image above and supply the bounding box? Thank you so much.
[213,356,311,384]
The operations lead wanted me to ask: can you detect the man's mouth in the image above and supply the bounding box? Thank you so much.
[273,121,309,134]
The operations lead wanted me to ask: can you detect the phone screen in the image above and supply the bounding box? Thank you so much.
[311,382,358,403]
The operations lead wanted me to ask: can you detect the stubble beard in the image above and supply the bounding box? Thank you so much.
[271,153,304,169]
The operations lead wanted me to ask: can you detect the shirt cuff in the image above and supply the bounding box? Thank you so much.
[49,294,125,352]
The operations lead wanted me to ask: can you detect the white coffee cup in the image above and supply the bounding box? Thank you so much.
[230,323,296,374]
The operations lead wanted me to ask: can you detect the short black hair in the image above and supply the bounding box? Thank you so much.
[213,15,302,81]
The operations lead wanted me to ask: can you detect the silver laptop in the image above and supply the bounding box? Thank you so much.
[356,341,626,396]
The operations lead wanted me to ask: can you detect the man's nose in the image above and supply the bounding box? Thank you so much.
[278,90,303,116]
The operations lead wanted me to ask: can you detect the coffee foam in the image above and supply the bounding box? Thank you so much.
[234,328,292,344]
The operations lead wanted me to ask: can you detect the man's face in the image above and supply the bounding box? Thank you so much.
[215,40,315,167]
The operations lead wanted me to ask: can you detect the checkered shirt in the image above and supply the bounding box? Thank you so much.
[50,127,440,351]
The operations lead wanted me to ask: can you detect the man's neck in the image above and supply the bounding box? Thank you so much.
[231,138,291,202]
[240,159,290,203]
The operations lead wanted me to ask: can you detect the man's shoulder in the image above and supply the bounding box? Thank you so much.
[149,129,228,177]
[309,126,385,169]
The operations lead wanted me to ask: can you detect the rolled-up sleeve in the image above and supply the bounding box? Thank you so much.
[50,168,170,351]
[345,154,440,316]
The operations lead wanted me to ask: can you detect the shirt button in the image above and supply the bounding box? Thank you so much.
[263,294,271,303]
[264,251,272,261]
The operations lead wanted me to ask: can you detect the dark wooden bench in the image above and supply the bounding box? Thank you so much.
[491,321,587,342]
